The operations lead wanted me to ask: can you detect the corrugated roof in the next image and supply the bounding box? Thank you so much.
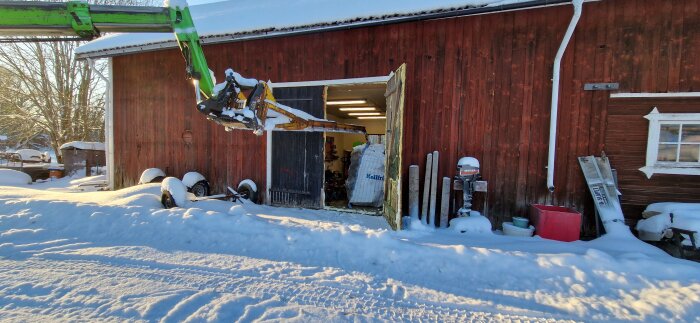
[76,0,570,58]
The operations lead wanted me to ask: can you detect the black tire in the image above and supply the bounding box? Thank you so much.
[237,182,258,204]
[161,191,178,209]
[189,180,210,197]
[150,175,165,183]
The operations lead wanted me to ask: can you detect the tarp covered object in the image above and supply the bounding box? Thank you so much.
[346,144,385,207]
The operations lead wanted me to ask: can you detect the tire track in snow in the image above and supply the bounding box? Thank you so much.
[160,289,219,323]
[7,252,575,322]
[142,290,198,321]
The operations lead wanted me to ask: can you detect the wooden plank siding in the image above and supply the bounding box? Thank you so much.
[111,0,700,234]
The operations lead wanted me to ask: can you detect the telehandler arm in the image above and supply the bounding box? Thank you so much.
[0,0,365,135]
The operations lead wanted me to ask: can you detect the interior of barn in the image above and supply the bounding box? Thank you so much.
[323,83,387,213]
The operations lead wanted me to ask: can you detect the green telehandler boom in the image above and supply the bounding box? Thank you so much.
[0,0,365,135]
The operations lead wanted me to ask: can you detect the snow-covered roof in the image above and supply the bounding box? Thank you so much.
[14,149,46,162]
[59,141,106,151]
[76,0,562,58]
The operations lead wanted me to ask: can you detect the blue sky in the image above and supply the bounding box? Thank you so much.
[187,0,225,4]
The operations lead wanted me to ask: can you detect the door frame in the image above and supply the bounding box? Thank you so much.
[382,64,407,230]
[266,76,391,206]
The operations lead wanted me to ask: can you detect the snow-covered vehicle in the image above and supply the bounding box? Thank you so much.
[636,202,700,258]
[0,150,52,181]
[138,168,258,208]
[160,177,258,209]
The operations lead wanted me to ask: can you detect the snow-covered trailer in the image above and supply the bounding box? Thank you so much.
[76,0,700,234]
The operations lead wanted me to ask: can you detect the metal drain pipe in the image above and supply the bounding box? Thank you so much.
[546,0,584,192]
[88,58,114,189]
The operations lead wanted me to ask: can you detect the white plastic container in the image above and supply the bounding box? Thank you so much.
[502,222,535,237]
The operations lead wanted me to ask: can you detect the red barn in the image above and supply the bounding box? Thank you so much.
[76,0,700,234]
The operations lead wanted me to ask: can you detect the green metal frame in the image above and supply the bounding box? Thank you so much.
[67,1,96,39]
[168,4,214,98]
[0,0,214,99]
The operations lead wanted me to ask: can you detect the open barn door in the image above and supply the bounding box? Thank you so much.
[383,64,407,230]
[269,86,325,208]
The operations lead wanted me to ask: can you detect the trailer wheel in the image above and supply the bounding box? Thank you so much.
[189,180,210,197]
[150,176,165,183]
[161,191,178,209]
[139,168,166,184]
[160,177,188,209]
[237,180,258,204]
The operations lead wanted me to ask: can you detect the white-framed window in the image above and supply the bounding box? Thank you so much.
[640,108,700,178]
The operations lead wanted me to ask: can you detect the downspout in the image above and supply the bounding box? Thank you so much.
[87,58,114,190]
[546,0,584,192]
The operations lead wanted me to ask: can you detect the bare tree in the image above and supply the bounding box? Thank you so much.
[0,66,49,150]
[0,0,158,161]
[0,40,104,161]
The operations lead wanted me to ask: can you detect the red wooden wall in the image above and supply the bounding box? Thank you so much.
[112,0,700,234]
[112,51,267,193]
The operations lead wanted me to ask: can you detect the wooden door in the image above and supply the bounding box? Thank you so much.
[269,86,325,208]
[383,64,407,230]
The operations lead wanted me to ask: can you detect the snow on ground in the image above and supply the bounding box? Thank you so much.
[0,170,31,186]
[0,178,699,322]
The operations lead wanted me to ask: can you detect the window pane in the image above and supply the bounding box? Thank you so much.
[657,144,678,162]
[681,124,700,143]
[659,124,680,142]
[679,144,700,162]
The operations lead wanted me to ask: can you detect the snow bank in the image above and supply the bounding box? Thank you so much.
[30,174,108,192]
[59,141,105,151]
[449,212,492,234]
[0,179,699,321]
[0,169,32,185]
[76,0,536,56]
[138,168,165,184]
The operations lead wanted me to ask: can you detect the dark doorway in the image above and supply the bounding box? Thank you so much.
[269,86,325,208]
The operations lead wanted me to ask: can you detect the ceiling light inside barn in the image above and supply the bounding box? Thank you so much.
[327,99,367,105]
[357,116,386,119]
[348,112,381,116]
[338,107,376,111]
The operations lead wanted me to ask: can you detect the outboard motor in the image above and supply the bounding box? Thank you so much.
[456,157,480,217]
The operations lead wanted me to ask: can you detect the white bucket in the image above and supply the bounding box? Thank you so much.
[503,222,535,237]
